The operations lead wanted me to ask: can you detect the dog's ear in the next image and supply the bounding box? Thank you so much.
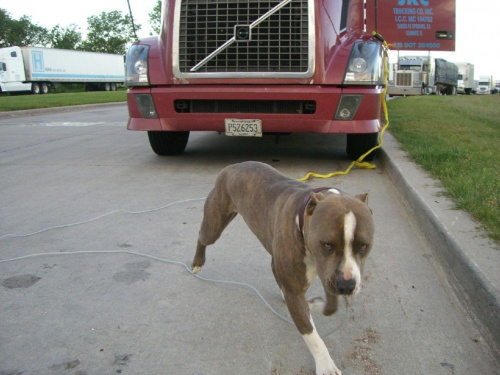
[355,193,369,205]
[355,193,373,214]
[306,192,323,215]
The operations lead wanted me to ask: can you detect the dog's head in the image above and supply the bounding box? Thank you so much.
[303,192,374,296]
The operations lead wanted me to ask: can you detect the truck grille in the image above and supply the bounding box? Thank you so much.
[396,72,413,86]
[174,0,313,78]
[174,99,316,114]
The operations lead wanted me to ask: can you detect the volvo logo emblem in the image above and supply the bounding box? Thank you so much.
[234,25,251,42]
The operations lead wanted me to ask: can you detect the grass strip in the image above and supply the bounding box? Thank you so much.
[387,95,500,243]
[0,91,126,111]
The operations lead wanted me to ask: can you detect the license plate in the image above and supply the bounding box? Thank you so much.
[225,119,262,137]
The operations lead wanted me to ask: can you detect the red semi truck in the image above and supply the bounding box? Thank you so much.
[125,0,386,160]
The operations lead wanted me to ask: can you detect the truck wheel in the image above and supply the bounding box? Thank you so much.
[147,131,190,155]
[346,133,379,161]
[31,83,40,94]
[41,83,49,94]
[110,83,117,91]
[103,83,111,91]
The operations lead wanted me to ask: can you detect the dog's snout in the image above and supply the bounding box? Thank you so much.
[335,276,356,295]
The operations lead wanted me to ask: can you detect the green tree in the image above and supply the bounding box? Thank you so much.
[49,24,82,50]
[148,0,162,35]
[0,9,49,47]
[79,10,140,54]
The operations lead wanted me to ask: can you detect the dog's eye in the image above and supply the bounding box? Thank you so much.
[321,242,335,252]
[359,244,369,255]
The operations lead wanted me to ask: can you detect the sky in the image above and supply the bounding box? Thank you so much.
[3,0,499,79]
[4,0,159,38]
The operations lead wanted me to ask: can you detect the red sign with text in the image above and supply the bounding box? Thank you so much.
[366,0,456,51]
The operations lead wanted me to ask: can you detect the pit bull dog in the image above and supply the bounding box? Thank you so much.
[191,161,374,375]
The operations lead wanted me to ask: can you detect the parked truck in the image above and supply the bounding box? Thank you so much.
[388,56,458,96]
[125,0,387,160]
[0,46,125,94]
[456,63,475,95]
[476,75,495,95]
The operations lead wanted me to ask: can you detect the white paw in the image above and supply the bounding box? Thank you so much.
[308,297,326,314]
[191,266,202,274]
[316,356,342,375]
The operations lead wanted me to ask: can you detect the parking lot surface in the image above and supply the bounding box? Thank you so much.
[1,105,498,374]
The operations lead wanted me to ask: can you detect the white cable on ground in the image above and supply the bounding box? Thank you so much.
[0,197,207,240]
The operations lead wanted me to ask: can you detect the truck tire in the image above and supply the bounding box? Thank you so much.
[147,131,190,155]
[103,83,111,91]
[346,133,379,161]
[110,83,117,91]
[31,83,40,95]
[41,83,49,94]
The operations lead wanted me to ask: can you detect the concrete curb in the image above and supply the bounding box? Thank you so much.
[380,132,500,357]
[0,102,126,120]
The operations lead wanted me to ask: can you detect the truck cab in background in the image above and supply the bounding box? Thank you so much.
[388,56,458,97]
[0,47,32,93]
[477,75,494,94]
[125,0,386,160]
[494,81,500,94]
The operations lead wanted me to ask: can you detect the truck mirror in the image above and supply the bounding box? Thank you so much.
[1,62,6,71]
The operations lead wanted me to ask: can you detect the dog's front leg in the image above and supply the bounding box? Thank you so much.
[284,291,342,375]
[308,293,338,316]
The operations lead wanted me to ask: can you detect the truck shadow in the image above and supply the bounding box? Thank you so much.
[141,132,368,178]
[179,132,347,160]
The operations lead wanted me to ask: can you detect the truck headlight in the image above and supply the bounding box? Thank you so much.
[125,45,150,86]
[343,41,384,85]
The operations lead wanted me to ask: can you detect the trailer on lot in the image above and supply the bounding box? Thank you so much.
[456,63,475,95]
[0,46,125,94]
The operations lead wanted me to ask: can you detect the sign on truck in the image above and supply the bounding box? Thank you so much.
[125,0,387,160]
[366,0,456,52]
[0,46,125,94]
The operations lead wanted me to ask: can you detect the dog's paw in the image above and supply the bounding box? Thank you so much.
[191,265,203,274]
[308,297,326,314]
[315,357,342,375]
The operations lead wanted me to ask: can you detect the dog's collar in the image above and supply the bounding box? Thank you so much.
[298,187,339,235]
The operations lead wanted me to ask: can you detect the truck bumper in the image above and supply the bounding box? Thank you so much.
[127,85,383,134]
[388,86,423,96]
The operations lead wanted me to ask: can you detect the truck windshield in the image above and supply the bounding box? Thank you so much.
[400,65,421,71]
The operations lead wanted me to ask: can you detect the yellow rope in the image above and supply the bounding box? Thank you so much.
[298,33,390,181]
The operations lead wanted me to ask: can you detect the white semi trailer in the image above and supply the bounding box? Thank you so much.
[0,46,124,94]
[456,63,475,95]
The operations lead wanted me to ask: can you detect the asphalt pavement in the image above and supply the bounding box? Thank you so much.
[0,104,498,375]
